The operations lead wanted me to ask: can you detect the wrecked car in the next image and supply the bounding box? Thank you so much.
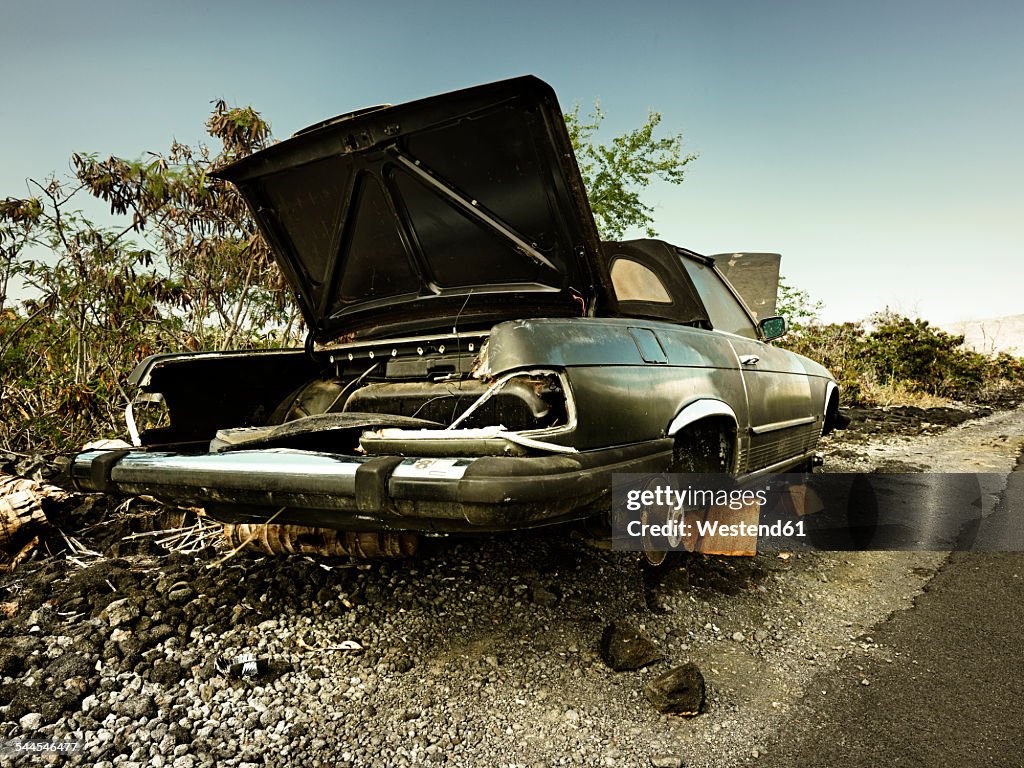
[70,76,841,557]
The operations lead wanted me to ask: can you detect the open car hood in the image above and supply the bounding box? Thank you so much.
[215,76,615,342]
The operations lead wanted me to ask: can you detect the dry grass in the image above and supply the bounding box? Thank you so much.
[858,379,956,408]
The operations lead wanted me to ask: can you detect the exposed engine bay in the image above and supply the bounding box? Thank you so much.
[126,334,576,460]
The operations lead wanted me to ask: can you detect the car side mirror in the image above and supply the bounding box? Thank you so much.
[759,316,787,341]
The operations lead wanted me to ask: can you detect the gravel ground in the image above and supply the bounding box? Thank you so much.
[2,403,1023,768]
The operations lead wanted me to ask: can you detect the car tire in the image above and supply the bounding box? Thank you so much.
[641,421,733,568]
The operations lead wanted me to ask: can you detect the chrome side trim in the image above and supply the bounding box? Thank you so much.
[736,449,817,483]
[750,415,818,435]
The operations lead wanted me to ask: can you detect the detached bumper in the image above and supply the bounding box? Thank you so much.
[70,441,674,533]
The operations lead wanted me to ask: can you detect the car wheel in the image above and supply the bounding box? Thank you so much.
[641,421,733,568]
[640,474,679,567]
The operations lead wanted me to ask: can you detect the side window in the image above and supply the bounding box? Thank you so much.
[610,258,672,304]
[681,259,758,339]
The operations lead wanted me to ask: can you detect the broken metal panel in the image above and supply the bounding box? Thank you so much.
[711,252,781,321]
[348,378,565,434]
[211,412,442,453]
[361,425,579,458]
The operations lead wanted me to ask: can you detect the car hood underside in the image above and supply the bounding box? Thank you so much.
[215,76,616,342]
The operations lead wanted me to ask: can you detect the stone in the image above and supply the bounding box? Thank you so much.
[117,694,157,720]
[644,663,706,716]
[650,756,685,768]
[532,586,558,606]
[599,621,664,671]
[19,712,42,731]
[103,598,141,628]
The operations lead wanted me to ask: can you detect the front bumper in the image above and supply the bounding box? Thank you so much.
[70,440,674,533]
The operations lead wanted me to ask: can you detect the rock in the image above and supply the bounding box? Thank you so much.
[644,663,706,716]
[151,659,184,687]
[532,586,558,606]
[19,712,42,731]
[599,621,664,671]
[0,645,25,677]
[63,675,90,696]
[731,631,745,642]
[116,694,157,720]
[168,584,195,605]
[103,598,141,628]
[41,690,83,723]
[650,756,685,768]
[138,623,175,647]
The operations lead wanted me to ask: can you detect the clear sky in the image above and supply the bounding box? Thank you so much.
[2,0,1021,324]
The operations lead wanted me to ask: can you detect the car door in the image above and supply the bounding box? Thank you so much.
[679,258,816,472]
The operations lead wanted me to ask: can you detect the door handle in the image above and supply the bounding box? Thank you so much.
[739,354,760,366]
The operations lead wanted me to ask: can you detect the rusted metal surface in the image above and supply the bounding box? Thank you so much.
[222,523,417,558]
[691,502,760,557]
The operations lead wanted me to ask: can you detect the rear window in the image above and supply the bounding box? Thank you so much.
[610,258,672,304]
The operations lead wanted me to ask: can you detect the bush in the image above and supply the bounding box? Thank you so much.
[779,310,1024,406]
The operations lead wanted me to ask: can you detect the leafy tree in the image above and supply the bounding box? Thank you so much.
[564,102,697,239]
[775,275,823,333]
[0,103,293,452]
[73,101,297,349]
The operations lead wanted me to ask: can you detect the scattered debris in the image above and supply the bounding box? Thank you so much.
[121,516,226,554]
[599,621,664,671]
[216,652,267,679]
[644,663,706,716]
[297,637,363,653]
[1,473,68,570]
[60,529,103,568]
[222,523,418,559]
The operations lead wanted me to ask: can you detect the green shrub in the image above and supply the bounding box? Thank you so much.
[780,310,1024,406]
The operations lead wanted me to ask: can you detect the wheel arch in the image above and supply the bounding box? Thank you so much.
[666,399,740,473]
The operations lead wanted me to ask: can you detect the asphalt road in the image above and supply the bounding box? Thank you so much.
[759,454,1024,768]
